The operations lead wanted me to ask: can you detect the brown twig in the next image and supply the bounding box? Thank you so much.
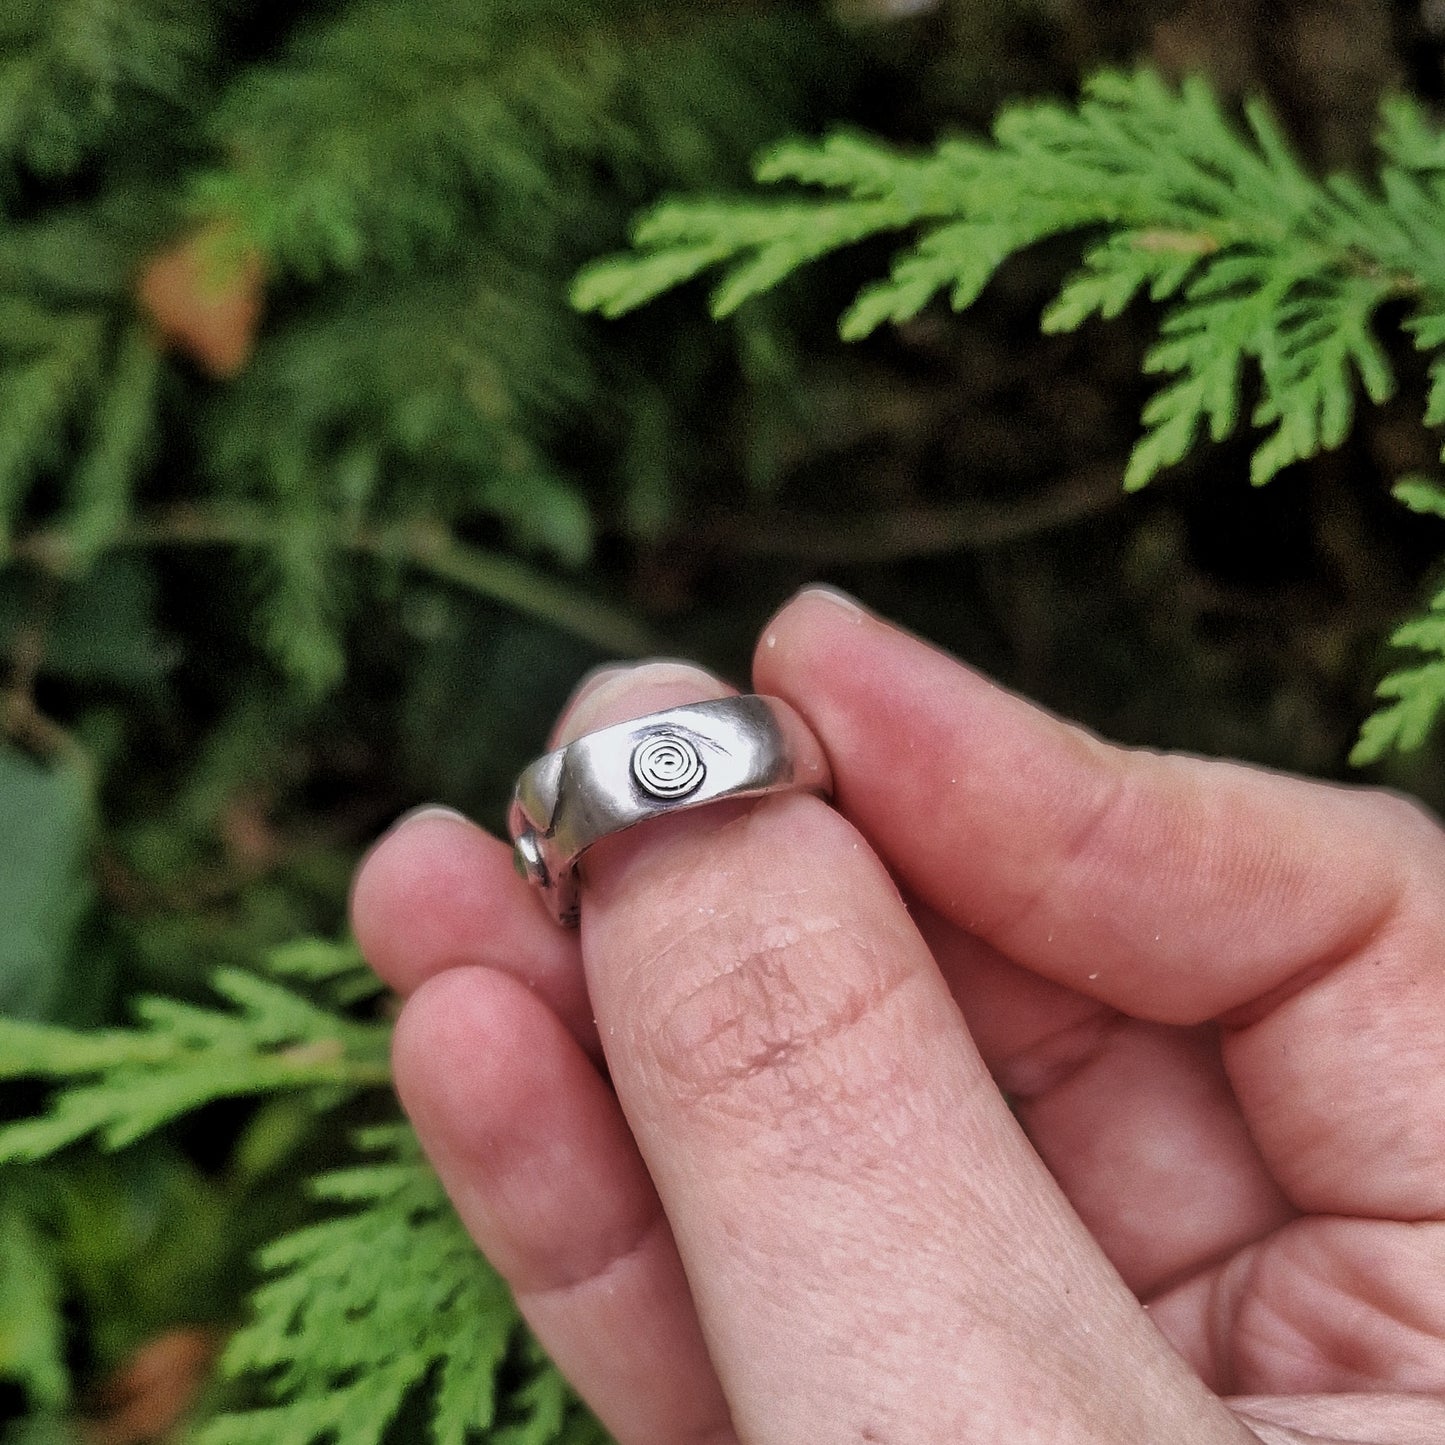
[689,462,1127,565]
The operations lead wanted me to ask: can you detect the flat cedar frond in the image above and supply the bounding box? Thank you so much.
[1351,477,1445,764]
[0,962,391,1160]
[575,69,1419,491]
[575,67,1445,760]
[198,1126,595,1445]
[0,946,603,1442]
[264,937,388,1005]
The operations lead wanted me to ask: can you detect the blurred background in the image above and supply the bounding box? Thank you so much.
[4,0,1445,1439]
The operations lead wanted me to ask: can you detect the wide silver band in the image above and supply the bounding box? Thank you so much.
[508,694,831,926]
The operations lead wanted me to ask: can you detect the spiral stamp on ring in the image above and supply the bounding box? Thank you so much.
[631,731,706,799]
[509,695,832,925]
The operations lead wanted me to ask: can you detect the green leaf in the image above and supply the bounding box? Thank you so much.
[1376,94,1445,174]
[0,748,90,1023]
[199,1127,590,1445]
[577,67,1421,501]
[1352,585,1445,764]
[1352,660,1445,763]
[1391,475,1445,518]
[0,967,390,1160]
[1042,232,1206,333]
[263,937,384,1005]
[571,239,738,318]
[842,217,1057,340]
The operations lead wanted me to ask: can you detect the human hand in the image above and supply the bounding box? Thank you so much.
[350,588,1445,1444]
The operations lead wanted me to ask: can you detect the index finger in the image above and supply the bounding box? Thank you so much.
[754,589,1445,1220]
[554,664,1239,1444]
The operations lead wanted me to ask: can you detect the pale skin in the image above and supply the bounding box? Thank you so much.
[350,587,1445,1445]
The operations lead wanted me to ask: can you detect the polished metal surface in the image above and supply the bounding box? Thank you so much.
[509,694,832,926]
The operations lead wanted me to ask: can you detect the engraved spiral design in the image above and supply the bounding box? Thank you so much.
[631,731,705,799]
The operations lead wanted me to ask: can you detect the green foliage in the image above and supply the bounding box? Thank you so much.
[176,0,829,692]
[263,936,387,1005]
[0,200,172,556]
[0,0,826,691]
[577,71,1414,489]
[1350,477,1445,764]
[1351,587,1445,764]
[0,946,594,1443]
[0,0,214,182]
[0,953,390,1160]
[15,1143,239,1371]
[575,67,1445,758]
[198,1127,584,1445]
[193,0,821,281]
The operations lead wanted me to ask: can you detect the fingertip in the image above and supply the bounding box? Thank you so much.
[392,966,542,1142]
[350,808,596,1044]
[350,808,483,989]
[556,660,732,745]
[547,663,633,748]
[393,964,661,1296]
[753,587,922,714]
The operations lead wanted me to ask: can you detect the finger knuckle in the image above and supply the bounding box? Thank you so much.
[635,900,916,1129]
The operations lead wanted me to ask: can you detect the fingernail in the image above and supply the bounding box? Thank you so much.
[559,660,726,746]
[561,663,634,721]
[387,804,469,836]
[794,583,869,619]
[760,583,872,650]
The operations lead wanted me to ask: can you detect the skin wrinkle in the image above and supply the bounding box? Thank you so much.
[638,910,930,1128]
[1230,1394,1445,1445]
[606,806,932,1122]
[1205,1234,1268,1394]
[1234,1281,1374,1394]
[872,689,1421,1027]
[1148,1232,1281,1317]
[594,802,863,969]
[511,1207,671,1308]
[1221,920,1445,1219]
[1235,1421,1342,1444]
[972,747,1273,1022]
[996,1007,1297,1301]
[1119,771,1374,1022]
[993,1004,1127,1100]
[1195,1222,1445,1400]
[1258,1228,1445,1390]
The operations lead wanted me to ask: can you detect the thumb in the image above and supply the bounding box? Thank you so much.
[554,662,1249,1445]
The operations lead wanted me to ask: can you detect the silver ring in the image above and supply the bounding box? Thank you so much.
[508,694,832,926]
